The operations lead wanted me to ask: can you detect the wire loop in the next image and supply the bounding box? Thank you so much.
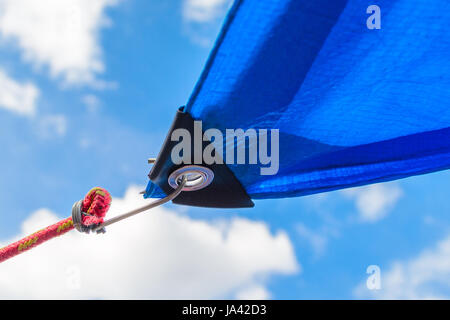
[91,175,187,233]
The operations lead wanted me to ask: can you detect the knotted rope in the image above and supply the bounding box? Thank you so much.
[0,187,111,264]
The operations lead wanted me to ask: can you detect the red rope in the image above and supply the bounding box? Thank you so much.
[0,187,111,264]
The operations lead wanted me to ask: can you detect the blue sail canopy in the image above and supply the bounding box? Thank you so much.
[147,0,450,203]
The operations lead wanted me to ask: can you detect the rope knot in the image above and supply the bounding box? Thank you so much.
[72,187,112,234]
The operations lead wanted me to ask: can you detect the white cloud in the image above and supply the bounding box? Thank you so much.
[37,114,67,138]
[0,186,299,299]
[0,0,118,86]
[296,223,328,257]
[0,69,39,116]
[182,0,232,46]
[235,285,271,300]
[81,94,101,113]
[183,0,230,23]
[354,235,450,299]
[342,183,403,223]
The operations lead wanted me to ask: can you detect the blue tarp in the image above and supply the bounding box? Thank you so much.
[148,0,450,200]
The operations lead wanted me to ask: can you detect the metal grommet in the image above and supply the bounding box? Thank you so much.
[71,200,84,233]
[168,165,214,191]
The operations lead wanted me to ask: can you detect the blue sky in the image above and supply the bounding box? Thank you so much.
[0,0,449,299]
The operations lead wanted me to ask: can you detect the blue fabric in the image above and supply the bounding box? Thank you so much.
[144,182,165,199]
[147,0,450,200]
[181,0,450,199]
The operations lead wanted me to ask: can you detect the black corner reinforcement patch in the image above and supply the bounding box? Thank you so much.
[148,107,254,208]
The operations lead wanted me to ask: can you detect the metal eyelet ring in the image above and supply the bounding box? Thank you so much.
[168,165,214,191]
[71,200,84,233]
